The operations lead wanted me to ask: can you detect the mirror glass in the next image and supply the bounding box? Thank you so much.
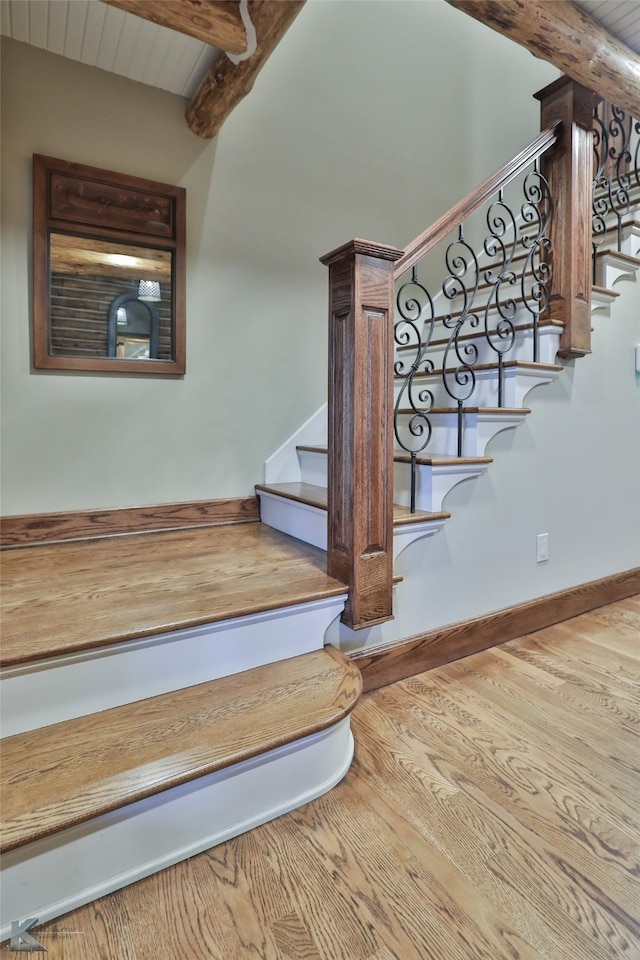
[49,234,173,361]
[33,154,186,375]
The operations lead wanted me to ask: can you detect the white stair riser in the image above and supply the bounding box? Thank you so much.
[395,365,559,409]
[595,217,640,261]
[393,461,490,513]
[258,489,445,559]
[1,596,346,737]
[397,319,560,371]
[296,448,328,488]
[259,491,327,550]
[595,249,640,289]
[0,718,353,942]
[591,286,620,316]
[395,410,528,458]
[620,222,640,259]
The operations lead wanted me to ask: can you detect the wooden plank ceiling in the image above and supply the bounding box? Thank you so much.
[1,0,639,138]
[0,0,305,138]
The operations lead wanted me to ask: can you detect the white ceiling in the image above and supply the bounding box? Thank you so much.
[1,0,640,100]
[0,0,219,98]
[574,0,640,53]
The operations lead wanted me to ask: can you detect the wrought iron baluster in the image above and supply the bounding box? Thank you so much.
[520,160,552,363]
[483,187,517,404]
[592,101,640,277]
[394,266,436,508]
[394,151,555,511]
[441,222,479,444]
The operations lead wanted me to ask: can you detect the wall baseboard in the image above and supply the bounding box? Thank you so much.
[0,496,260,548]
[351,567,640,693]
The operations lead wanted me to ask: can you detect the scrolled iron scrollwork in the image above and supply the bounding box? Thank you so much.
[393,148,557,510]
[520,163,552,361]
[482,190,518,365]
[440,227,479,408]
[592,101,640,271]
[394,268,435,456]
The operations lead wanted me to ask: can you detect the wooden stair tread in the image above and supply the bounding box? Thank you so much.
[395,318,564,353]
[0,646,362,853]
[395,359,563,380]
[595,248,640,266]
[0,521,347,668]
[256,482,449,524]
[592,284,620,298]
[596,217,640,235]
[396,406,532,416]
[394,453,493,466]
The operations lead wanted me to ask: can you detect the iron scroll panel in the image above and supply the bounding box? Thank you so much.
[592,102,640,272]
[394,162,552,510]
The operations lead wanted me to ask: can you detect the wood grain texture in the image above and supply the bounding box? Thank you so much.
[352,568,640,692]
[536,77,596,358]
[103,0,248,54]
[1,495,259,547]
[394,125,560,278]
[320,240,404,630]
[445,0,640,122]
[255,481,449,525]
[0,522,346,667]
[9,599,637,959]
[0,646,361,852]
[186,0,306,139]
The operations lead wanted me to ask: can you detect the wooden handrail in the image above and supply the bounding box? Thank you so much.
[394,121,562,279]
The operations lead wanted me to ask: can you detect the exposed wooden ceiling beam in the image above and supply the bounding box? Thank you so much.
[186,0,305,139]
[445,0,640,120]
[102,0,248,55]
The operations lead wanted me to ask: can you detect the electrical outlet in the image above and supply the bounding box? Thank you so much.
[536,532,550,563]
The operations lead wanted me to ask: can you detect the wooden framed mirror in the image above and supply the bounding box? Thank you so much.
[33,155,186,374]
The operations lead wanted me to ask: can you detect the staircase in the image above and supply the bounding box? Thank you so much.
[258,83,640,634]
[2,81,639,941]
[0,524,359,939]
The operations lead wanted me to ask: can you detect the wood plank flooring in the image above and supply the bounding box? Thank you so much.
[2,597,638,959]
[0,522,347,666]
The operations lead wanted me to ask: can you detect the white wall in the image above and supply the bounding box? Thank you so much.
[1,0,560,514]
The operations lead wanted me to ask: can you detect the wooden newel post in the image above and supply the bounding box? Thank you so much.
[535,76,599,359]
[320,239,403,630]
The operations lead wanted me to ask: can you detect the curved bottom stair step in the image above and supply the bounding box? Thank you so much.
[0,645,361,939]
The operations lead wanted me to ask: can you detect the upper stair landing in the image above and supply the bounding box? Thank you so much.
[1,521,346,667]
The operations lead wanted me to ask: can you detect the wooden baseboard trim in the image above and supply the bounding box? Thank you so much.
[351,567,640,692]
[1,496,260,548]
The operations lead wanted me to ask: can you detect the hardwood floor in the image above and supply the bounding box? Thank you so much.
[2,597,638,959]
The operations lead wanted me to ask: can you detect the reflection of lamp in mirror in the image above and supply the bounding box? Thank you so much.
[138,279,161,302]
[116,306,128,326]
